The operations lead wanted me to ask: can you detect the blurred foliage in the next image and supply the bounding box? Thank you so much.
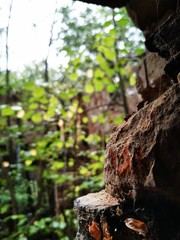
[0,1,144,239]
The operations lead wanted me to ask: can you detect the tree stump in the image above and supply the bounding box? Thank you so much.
[74,190,149,240]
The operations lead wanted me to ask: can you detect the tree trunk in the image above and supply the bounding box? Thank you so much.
[74,83,180,240]
[74,5,180,240]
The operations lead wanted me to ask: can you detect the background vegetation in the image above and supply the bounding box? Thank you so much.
[0,1,144,239]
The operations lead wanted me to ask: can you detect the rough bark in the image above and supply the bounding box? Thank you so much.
[136,53,172,102]
[104,83,180,204]
[145,10,180,80]
[75,0,178,37]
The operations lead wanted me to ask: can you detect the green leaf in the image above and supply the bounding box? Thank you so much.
[78,107,83,113]
[85,83,94,94]
[97,113,105,123]
[109,29,117,37]
[29,103,38,110]
[1,106,15,116]
[32,86,45,98]
[129,73,136,86]
[73,57,81,65]
[19,237,28,240]
[79,167,88,175]
[82,95,90,103]
[68,158,74,167]
[69,72,78,81]
[51,221,60,228]
[96,54,109,70]
[50,96,58,105]
[114,115,124,124]
[94,69,104,79]
[117,18,129,27]
[82,117,88,123]
[51,161,64,170]
[93,79,104,92]
[102,36,115,47]
[98,46,116,61]
[43,110,55,121]
[103,20,112,28]
[106,83,116,93]
[24,81,35,90]
[135,47,145,55]
[0,204,10,214]
[31,112,42,123]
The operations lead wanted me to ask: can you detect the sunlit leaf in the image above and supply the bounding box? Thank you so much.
[114,115,124,124]
[85,83,94,94]
[109,28,117,37]
[25,160,33,166]
[106,83,116,93]
[19,237,28,240]
[135,47,145,55]
[129,73,136,86]
[103,20,112,28]
[82,95,90,103]
[43,110,55,120]
[24,81,35,90]
[102,36,115,47]
[97,113,105,123]
[93,79,104,92]
[17,109,25,118]
[31,112,42,123]
[32,86,45,98]
[96,56,109,71]
[82,117,88,123]
[117,18,129,26]
[29,103,38,110]
[1,106,15,116]
[0,204,9,214]
[68,158,74,167]
[94,68,104,78]
[51,161,64,170]
[86,69,93,78]
[69,72,78,81]
[79,167,88,175]
[30,149,37,156]
[78,107,83,113]
[50,96,58,105]
[98,46,116,61]
[73,57,81,65]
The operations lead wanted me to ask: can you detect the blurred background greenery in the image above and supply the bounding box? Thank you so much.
[0,0,145,239]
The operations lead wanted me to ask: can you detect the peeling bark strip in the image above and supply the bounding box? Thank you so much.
[104,83,180,205]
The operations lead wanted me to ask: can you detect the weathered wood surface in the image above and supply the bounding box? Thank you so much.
[75,0,178,37]
[104,83,180,203]
[74,190,121,239]
[103,83,180,239]
[136,53,172,102]
[74,190,152,239]
[146,10,180,80]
